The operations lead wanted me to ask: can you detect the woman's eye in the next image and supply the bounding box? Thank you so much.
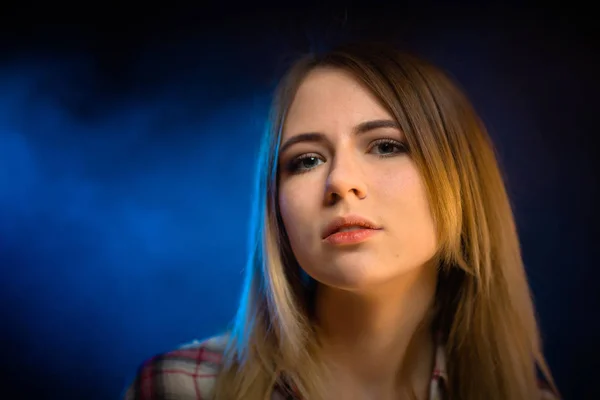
[370,139,407,156]
[287,154,324,174]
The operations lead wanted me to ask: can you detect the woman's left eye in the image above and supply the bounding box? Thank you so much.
[369,139,408,156]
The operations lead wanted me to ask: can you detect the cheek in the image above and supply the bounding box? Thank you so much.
[378,168,437,249]
[373,167,416,205]
[278,184,311,240]
[401,183,438,254]
[378,165,428,210]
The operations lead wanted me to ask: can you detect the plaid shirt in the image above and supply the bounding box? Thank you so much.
[124,335,557,399]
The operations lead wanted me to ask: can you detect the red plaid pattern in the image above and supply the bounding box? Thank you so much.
[124,334,557,399]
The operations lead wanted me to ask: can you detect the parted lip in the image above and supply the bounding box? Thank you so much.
[321,215,382,239]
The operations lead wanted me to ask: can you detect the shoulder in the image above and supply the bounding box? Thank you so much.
[123,334,228,400]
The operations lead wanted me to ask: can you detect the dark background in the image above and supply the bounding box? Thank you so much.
[0,3,597,399]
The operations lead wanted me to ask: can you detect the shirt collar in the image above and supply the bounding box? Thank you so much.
[433,331,448,383]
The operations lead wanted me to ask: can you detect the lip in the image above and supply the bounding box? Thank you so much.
[321,215,382,240]
[324,228,381,245]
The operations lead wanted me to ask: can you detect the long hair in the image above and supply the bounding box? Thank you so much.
[213,42,558,400]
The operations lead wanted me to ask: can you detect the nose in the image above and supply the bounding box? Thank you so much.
[324,154,367,205]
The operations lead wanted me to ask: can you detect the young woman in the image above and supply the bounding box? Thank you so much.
[125,42,559,400]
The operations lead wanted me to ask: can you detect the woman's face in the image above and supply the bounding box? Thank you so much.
[277,68,438,291]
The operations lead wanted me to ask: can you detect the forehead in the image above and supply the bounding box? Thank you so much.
[282,68,392,139]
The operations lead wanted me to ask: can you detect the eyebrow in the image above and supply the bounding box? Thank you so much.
[279,119,401,156]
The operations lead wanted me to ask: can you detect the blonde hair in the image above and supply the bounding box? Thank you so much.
[214,42,558,400]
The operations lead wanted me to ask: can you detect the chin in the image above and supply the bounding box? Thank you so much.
[311,265,393,292]
[310,258,430,293]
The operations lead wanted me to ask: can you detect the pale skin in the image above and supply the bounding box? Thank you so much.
[277,68,440,400]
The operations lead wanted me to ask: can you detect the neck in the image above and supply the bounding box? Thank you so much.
[315,263,438,397]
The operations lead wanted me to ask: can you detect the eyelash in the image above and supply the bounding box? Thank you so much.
[285,138,408,174]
